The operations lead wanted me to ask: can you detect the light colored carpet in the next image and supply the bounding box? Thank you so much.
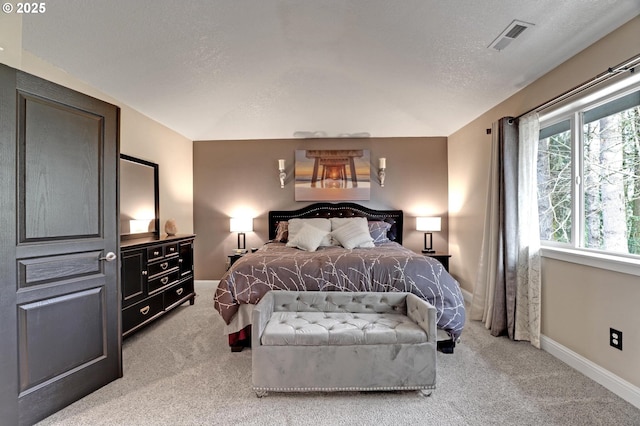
[38,281,640,426]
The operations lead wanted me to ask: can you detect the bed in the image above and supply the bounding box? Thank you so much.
[214,202,465,353]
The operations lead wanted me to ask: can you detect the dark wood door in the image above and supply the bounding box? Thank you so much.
[0,65,121,425]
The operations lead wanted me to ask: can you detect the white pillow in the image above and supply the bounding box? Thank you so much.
[287,218,332,246]
[330,218,374,249]
[330,217,374,248]
[329,217,362,245]
[329,217,360,240]
[286,223,330,252]
[330,217,365,230]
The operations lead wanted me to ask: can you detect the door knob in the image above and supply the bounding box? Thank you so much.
[99,252,117,262]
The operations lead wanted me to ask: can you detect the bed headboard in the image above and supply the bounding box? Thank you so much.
[268,202,403,244]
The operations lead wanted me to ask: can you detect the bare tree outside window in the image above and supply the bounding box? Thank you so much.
[537,127,572,243]
[537,95,640,255]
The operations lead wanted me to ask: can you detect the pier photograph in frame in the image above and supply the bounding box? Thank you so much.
[294,149,370,201]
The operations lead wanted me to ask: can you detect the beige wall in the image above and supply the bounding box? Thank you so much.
[541,258,640,385]
[449,16,640,387]
[118,106,193,234]
[194,137,449,279]
[0,14,194,236]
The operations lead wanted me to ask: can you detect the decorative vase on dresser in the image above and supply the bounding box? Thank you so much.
[120,234,196,337]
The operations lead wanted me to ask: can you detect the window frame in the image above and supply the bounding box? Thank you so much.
[538,74,640,273]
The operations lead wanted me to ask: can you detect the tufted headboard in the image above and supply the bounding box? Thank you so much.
[268,202,403,244]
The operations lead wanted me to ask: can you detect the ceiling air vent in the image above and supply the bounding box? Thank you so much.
[488,20,534,51]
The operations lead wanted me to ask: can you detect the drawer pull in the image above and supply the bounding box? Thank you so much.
[176,288,184,296]
[169,247,175,252]
[153,251,160,256]
[142,270,148,276]
[161,276,169,285]
[160,262,169,270]
[140,306,150,315]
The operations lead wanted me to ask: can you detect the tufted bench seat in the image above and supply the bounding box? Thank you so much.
[251,291,436,396]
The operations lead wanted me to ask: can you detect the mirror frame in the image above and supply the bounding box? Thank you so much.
[120,154,160,240]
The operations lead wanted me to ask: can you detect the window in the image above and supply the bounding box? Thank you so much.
[538,85,640,257]
[538,120,572,244]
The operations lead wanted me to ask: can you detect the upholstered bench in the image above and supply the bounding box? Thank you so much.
[251,291,437,397]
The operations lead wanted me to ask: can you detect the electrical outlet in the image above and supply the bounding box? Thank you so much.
[610,328,623,350]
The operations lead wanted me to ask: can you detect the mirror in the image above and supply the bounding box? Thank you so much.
[120,154,159,239]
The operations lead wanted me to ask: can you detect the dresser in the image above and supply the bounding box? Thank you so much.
[121,234,196,337]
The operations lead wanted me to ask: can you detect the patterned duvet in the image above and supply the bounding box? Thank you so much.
[214,241,465,340]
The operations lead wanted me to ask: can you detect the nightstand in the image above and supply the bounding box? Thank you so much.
[227,251,247,269]
[423,252,451,272]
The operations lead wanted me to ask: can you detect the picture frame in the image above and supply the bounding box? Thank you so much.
[294,149,371,201]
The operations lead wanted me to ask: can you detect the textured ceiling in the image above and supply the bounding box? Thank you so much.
[21,0,640,140]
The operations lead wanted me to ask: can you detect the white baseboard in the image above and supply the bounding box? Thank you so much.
[540,335,640,409]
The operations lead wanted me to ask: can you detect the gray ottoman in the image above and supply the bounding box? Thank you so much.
[251,291,437,396]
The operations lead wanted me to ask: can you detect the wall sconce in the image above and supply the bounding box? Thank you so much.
[416,217,441,254]
[378,157,386,187]
[278,159,286,188]
[230,217,253,253]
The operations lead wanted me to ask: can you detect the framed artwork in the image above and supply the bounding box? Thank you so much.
[294,149,371,201]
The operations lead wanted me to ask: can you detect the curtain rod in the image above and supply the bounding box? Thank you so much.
[515,52,640,121]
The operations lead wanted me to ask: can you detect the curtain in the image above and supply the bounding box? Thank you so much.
[470,120,501,327]
[515,113,541,347]
[471,113,541,348]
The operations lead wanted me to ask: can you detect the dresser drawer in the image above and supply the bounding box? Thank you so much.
[148,256,180,278]
[148,269,180,294]
[122,293,164,335]
[147,246,164,262]
[164,243,179,257]
[164,279,194,309]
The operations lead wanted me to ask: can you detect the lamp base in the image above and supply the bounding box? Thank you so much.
[422,232,435,254]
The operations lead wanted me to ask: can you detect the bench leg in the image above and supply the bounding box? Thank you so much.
[420,389,433,397]
[255,389,268,398]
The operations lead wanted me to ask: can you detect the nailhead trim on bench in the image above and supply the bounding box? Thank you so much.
[253,384,436,392]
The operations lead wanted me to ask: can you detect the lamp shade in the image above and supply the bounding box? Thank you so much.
[230,217,253,233]
[416,217,441,232]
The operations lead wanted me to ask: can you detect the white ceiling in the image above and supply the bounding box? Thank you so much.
[21,1,640,141]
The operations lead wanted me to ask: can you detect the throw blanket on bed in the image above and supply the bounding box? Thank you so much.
[214,241,465,340]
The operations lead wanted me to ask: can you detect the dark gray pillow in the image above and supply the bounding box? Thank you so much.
[368,221,391,244]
